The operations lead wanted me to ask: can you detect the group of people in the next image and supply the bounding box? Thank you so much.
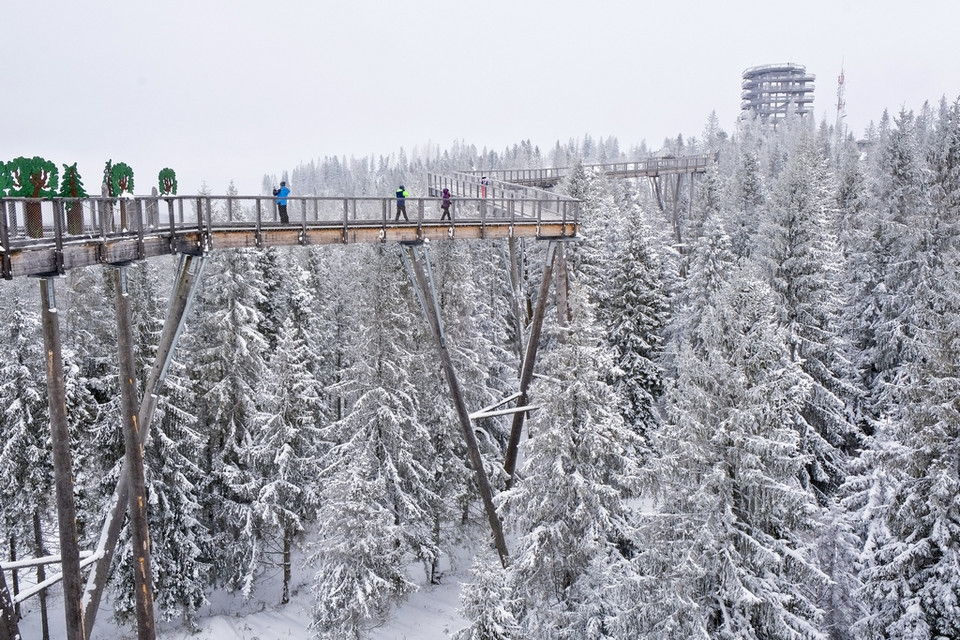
[395,184,453,221]
[273,178,487,224]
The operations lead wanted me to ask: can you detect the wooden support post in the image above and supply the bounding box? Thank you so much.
[404,246,509,567]
[506,238,526,360]
[672,174,683,247]
[503,242,557,489]
[0,565,20,640]
[39,278,86,640]
[83,254,205,638]
[555,244,569,327]
[111,266,156,639]
[651,176,665,212]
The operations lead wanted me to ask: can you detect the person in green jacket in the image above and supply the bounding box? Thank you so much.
[395,184,410,221]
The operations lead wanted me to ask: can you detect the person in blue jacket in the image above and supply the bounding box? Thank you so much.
[273,181,290,223]
[395,184,409,221]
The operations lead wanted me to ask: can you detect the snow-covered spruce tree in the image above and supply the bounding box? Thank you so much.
[499,282,644,639]
[310,244,436,637]
[638,267,828,639]
[255,246,288,352]
[302,245,349,420]
[729,140,766,260]
[310,451,418,640]
[844,108,926,416]
[750,136,866,635]
[754,134,861,500]
[666,207,737,355]
[61,266,124,527]
[246,256,327,604]
[844,100,960,639]
[184,246,269,592]
[563,162,617,301]
[454,547,522,640]
[603,190,668,450]
[0,292,53,606]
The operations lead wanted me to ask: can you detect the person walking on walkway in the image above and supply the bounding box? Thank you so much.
[273,181,290,223]
[440,187,452,220]
[396,184,410,221]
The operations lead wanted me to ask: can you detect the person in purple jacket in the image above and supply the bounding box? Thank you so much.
[440,187,452,220]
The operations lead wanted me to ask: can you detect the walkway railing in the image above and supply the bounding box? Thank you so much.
[0,193,579,279]
[426,171,577,214]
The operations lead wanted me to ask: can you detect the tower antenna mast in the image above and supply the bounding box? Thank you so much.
[835,61,847,153]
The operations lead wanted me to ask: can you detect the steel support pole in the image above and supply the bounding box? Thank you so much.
[111,266,156,639]
[40,278,85,640]
[83,254,205,638]
[503,242,557,489]
[403,246,509,566]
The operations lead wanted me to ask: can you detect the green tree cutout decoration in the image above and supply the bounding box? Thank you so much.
[8,156,58,238]
[0,162,12,197]
[103,159,135,230]
[59,163,88,235]
[158,168,177,195]
[111,162,134,196]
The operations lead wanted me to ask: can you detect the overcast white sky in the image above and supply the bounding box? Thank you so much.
[4,0,959,196]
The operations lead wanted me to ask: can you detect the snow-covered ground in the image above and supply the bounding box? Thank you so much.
[14,546,473,639]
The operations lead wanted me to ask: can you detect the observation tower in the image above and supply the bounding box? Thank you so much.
[741,63,816,122]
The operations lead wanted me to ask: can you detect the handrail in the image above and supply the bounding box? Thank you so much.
[0,192,579,279]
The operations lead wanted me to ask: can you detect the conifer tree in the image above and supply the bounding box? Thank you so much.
[311,244,436,635]
[246,255,327,603]
[603,193,668,448]
[455,548,522,640]
[755,135,861,499]
[186,247,269,591]
[0,294,52,613]
[643,268,827,638]
[846,101,960,638]
[500,283,643,638]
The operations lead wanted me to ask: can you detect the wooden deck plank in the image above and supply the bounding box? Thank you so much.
[2,220,577,279]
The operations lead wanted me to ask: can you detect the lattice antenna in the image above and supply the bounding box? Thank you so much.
[835,63,847,146]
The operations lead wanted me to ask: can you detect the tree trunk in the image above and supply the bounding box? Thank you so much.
[281,531,291,605]
[8,535,18,623]
[0,564,21,640]
[33,512,49,640]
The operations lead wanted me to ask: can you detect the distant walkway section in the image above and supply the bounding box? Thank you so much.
[461,153,716,188]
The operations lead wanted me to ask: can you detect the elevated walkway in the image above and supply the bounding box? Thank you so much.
[0,187,579,279]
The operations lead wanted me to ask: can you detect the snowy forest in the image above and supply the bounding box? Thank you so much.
[3,95,960,640]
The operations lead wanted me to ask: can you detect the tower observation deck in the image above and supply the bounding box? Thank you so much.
[741,63,815,121]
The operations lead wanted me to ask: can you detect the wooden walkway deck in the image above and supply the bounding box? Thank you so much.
[0,193,579,279]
